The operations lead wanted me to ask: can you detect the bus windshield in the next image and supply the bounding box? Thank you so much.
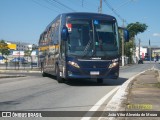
[66,19,119,58]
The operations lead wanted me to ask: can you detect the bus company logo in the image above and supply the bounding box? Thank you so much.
[2,112,11,117]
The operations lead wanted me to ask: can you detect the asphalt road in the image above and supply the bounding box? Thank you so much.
[0,63,158,120]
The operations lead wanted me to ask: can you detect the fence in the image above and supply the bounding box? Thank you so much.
[0,55,40,70]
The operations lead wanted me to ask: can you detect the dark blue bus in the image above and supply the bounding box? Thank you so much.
[39,12,129,83]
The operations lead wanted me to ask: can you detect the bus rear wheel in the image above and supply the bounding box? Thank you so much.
[56,65,64,83]
[97,78,103,83]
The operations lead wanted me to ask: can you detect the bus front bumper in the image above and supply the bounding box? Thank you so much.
[66,66,119,79]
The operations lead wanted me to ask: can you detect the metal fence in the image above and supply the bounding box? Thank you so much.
[0,55,40,70]
[0,62,39,70]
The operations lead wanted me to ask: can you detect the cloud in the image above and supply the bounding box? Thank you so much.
[153,33,160,37]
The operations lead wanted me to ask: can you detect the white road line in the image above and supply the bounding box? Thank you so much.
[81,86,120,120]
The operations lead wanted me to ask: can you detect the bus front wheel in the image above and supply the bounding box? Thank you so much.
[42,66,47,77]
[42,71,47,77]
[56,65,64,83]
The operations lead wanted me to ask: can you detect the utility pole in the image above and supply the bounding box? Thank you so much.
[18,42,20,70]
[98,0,102,13]
[138,39,141,60]
[149,39,151,63]
[121,19,125,66]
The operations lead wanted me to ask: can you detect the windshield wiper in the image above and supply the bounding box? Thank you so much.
[82,31,93,58]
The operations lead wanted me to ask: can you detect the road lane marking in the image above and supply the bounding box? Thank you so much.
[81,86,120,120]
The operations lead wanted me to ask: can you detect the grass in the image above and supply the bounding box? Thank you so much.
[154,82,160,88]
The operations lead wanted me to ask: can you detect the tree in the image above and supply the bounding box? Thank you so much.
[124,40,135,63]
[125,22,148,63]
[24,49,32,58]
[0,40,10,69]
[24,44,38,69]
[0,40,10,57]
[24,49,32,67]
[127,22,148,39]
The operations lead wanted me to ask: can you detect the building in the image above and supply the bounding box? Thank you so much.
[136,46,147,60]
[136,46,160,61]
[5,41,38,63]
[7,42,16,50]
[6,41,31,51]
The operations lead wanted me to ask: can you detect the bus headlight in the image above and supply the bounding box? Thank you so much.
[68,61,80,68]
[109,59,119,68]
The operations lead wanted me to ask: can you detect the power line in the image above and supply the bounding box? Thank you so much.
[103,0,123,21]
[114,0,134,11]
[32,0,76,13]
[33,0,100,14]
[76,0,100,12]
[44,0,68,12]
[51,0,76,12]
[103,0,128,25]
[60,0,97,13]
[32,0,59,12]
[82,0,99,12]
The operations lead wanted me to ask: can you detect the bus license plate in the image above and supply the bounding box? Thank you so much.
[90,71,99,75]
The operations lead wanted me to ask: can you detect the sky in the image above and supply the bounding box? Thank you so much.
[0,0,160,47]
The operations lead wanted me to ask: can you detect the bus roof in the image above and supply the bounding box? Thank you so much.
[40,12,117,38]
[45,12,117,31]
[61,12,116,20]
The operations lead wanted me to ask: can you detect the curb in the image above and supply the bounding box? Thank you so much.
[0,75,26,79]
[0,70,41,73]
[98,69,151,120]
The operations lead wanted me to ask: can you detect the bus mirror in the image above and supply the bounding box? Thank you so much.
[61,26,69,41]
[124,29,129,42]
[118,27,129,42]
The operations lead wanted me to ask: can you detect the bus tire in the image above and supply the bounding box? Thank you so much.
[113,76,119,79]
[56,65,64,83]
[42,72,47,77]
[113,72,119,79]
[97,78,103,83]
[42,67,47,77]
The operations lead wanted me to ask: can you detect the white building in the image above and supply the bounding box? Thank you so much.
[136,46,147,60]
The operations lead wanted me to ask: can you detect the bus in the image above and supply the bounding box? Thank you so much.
[38,12,129,83]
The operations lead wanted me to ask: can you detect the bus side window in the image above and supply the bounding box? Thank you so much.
[61,40,65,59]
[51,18,60,45]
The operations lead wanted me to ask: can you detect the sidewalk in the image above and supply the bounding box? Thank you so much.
[99,69,160,120]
